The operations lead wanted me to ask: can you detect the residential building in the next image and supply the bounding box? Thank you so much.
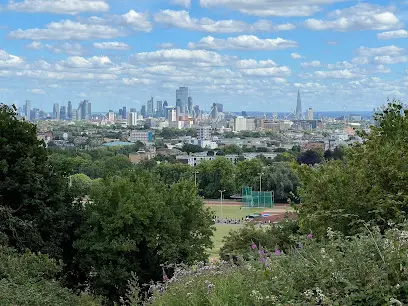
[129,151,156,164]
[71,109,78,121]
[246,118,256,131]
[127,112,137,126]
[307,107,314,120]
[234,116,247,131]
[129,130,153,144]
[196,126,211,140]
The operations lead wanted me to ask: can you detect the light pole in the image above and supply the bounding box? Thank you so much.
[219,189,226,219]
[259,172,264,192]
[194,171,199,187]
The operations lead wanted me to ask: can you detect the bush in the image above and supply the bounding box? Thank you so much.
[149,225,408,306]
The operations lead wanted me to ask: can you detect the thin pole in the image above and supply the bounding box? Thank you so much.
[219,189,225,219]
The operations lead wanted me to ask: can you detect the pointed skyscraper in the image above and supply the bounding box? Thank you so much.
[296,89,302,119]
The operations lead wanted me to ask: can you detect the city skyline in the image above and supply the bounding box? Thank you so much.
[0,0,407,111]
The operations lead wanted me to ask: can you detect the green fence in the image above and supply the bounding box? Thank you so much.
[242,187,274,208]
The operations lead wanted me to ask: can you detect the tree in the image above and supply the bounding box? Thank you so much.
[181,143,204,154]
[196,158,236,198]
[153,163,193,186]
[222,145,242,155]
[0,105,79,260]
[75,173,214,303]
[296,100,408,237]
[0,247,98,306]
[262,163,300,203]
[296,150,322,165]
[235,159,263,191]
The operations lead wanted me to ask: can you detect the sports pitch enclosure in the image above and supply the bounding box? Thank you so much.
[241,187,274,208]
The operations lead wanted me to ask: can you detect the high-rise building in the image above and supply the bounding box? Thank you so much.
[108,110,115,122]
[60,106,67,120]
[130,108,137,113]
[67,101,72,120]
[296,90,302,119]
[163,100,168,118]
[78,100,88,120]
[53,103,60,120]
[71,109,78,121]
[168,108,177,123]
[127,112,137,126]
[193,105,200,118]
[156,100,163,117]
[215,103,223,113]
[188,96,193,116]
[197,126,211,140]
[122,106,127,120]
[141,105,146,117]
[241,111,248,117]
[234,116,247,131]
[87,102,92,119]
[176,87,188,114]
[147,97,154,117]
[30,108,40,121]
[307,107,314,120]
[211,103,218,119]
[25,100,31,121]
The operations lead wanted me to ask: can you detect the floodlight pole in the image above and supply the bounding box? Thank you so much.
[219,189,226,219]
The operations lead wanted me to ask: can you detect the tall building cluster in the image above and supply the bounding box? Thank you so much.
[23,100,92,121]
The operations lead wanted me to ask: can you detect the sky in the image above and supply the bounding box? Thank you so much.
[0,0,408,112]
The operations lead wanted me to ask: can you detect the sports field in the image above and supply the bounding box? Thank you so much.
[206,202,293,257]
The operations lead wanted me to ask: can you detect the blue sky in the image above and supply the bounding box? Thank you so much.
[0,0,407,112]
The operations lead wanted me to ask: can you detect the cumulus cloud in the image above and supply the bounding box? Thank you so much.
[123,78,153,85]
[291,52,304,59]
[171,0,191,8]
[313,69,364,79]
[118,10,152,32]
[9,20,122,40]
[234,59,277,69]
[28,88,46,95]
[327,61,354,69]
[188,35,298,50]
[46,43,86,55]
[356,45,403,57]
[93,42,130,50]
[199,0,346,17]
[5,0,109,14]
[59,56,113,68]
[154,10,295,33]
[26,41,42,50]
[301,60,321,68]
[240,66,291,77]
[0,49,24,67]
[377,29,408,39]
[305,3,402,31]
[373,55,408,65]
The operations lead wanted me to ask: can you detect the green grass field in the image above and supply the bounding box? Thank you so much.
[208,224,242,257]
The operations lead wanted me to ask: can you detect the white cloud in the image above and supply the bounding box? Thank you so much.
[327,61,354,69]
[356,45,403,57]
[46,43,86,55]
[235,59,277,68]
[154,10,295,33]
[171,0,191,8]
[188,35,298,50]
[157,42,176,49]
[26,41,42,50]
[305,3,402,31]
[123,78,153,85]
[373,55,408,64]
[0,49,24,67]
[301,60,321,68]
[58,56,113,69]
[199,0,347,17]
[327,41,337,45]
[9,20,122,40]
[374,65,391,73]
[377,29,408,39]
[6,0,109,14]
[240,66,291,77]
[313,69,364,79]
[93,42,130,50]
[352,57,369,65]
[130,49,226,66]
[291,52,303,59]
[28,88,46,95]
[119,10,152,32]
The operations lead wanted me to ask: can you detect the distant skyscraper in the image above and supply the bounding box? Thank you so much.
[156,100,163,117]
[127,112,137,126]
[188,96,193,116]
[296,90,302,119]
[122,106,127,120]
[193,105,200,118]
[176,87,188,114]
[108,110,115,122]
[67,101,72,120]
[60,106,67,120]
[25,100,31,121]
[53,103,60,120]
[87,102,92,119]
[141,105,146,117]
[307,107,314,120]
[147,97,154,117]
[71,109,78,121]
[215,103,223,113]
[163,100,168,118]
[130,108,137,113]
[211,103,218,119]
[241,111,248,117]
[78,100,88,120]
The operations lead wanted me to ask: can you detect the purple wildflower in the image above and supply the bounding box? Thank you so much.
[274,249,281,255]
[259,249,265,256]
[307,233,313,239]
[259,257,266,263]
[251,243,257,249]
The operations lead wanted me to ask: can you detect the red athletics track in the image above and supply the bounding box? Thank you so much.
[204,200,290,207]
